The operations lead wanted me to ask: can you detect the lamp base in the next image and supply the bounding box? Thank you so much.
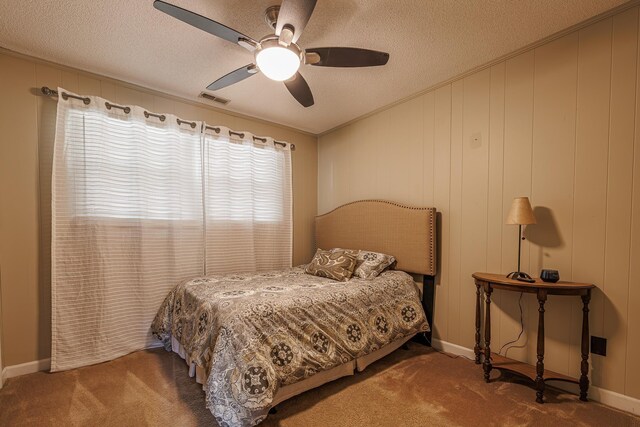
[507,271,535,283]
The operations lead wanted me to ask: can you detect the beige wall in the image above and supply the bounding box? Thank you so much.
[0,50,318,367]
[319,6,640,400]
[0,266,3,387]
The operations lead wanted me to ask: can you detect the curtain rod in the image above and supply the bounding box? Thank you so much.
[42,86,90,104]
[202,126,293,150]
[40,86,295,151]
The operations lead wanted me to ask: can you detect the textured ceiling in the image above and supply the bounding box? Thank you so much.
[0,0,628,134]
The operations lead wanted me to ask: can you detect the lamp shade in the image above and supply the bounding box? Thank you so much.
[506,197,536,225]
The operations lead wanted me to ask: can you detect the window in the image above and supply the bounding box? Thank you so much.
[52,91,293,371]
[203,130,292,274]
[205,134,289,223]
[65,109,202,221]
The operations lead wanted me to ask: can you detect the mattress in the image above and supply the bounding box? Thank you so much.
[151,266,429,427]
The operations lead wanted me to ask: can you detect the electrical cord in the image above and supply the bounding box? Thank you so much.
[497,291,525,357]
[423,291,525,363]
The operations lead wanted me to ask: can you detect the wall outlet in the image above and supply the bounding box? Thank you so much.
[591,336,607,356]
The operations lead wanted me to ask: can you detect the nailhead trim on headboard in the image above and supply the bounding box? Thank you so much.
[316,200,437,276]
[316,199,434,216]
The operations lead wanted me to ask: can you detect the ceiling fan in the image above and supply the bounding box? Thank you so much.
[153,0,390,107]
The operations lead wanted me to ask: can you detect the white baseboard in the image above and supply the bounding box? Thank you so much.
[2,358,51,381]
[550,381,640,416]
[1,342,165,384]
[431,338,640,416]
[431,338,476,360]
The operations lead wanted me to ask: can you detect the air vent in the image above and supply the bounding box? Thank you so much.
[199,92,230,105]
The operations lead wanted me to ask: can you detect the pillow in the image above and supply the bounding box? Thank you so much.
[329,248,396,279]
[353,250,396,279]
[305,248,358,281]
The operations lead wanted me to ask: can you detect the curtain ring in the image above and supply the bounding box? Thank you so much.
[105,102,131,114]
[177,118,197,129]
[144,111,166,122]
[61,92,90,105]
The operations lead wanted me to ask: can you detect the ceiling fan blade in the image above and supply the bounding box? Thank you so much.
[275,0,317,44]
[207,64,258,91]
[154,1,258,50]
[305,47,390,67]
[283,72,314,107]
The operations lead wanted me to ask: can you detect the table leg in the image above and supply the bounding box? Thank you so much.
[580,290,591,402]
[536,290,547,403]
[475,281,482,364]
[483,284,493,382]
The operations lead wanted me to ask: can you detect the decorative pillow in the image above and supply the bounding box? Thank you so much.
[305,248,358,281]
[353,250,396,279]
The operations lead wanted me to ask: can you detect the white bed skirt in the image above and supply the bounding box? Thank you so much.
[170,334,414,407]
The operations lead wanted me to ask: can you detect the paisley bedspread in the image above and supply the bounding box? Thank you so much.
[151,266,429,427]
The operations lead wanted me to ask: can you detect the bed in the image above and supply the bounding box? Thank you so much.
[151,200,437,427]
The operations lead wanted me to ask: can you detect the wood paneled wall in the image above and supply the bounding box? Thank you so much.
[318,7,640,399]
[0,50,318,367]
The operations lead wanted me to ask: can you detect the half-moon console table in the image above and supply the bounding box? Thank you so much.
[472,272,595,404]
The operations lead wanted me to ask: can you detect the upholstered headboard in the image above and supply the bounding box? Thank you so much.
[315,200,436,276]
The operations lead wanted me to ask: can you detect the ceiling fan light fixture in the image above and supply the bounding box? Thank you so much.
[255,38,301,81]
[154,0,389,108]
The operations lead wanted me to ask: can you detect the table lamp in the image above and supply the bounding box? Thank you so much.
[506,197,536,282]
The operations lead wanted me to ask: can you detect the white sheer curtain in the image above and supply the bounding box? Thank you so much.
[51,90,204,371]
[51,89,293,371]
[203,127,292,274]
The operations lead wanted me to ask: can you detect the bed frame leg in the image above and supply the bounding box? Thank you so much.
[413,275,435,347]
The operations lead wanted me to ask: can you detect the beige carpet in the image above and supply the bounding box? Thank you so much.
[1,343,638,426]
